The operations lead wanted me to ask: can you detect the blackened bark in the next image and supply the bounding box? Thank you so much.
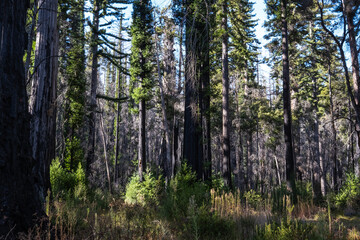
[221,0,232,188]
[281,0,297,203]
[0,0,44,236]
[29,0,59,201]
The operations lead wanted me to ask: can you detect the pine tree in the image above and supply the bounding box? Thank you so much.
[130,0,154,181]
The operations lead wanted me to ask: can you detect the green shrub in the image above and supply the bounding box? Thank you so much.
[211,172,225,191]
[244,189,263,209]
[255,220,319,240]
[124,172,163,206]
[50,158,86,198]
[296,181,312,202]
[161,163,208,221]
[335,173,360,210]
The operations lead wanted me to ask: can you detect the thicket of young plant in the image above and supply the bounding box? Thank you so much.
[14,164,360,240]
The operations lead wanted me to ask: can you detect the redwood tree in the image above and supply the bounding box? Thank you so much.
[0,0,43,236]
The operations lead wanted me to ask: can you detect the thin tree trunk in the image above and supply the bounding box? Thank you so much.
[138,99,146,181]
[87,0,100,176]
[178,23,183,94]
[281,0,297,203]
[328,64,338,191]
[274,154,282,186]
[155,32,172,181]
[221,0,232,188]
[25,1,38,84]
[29,0,59,200]
[100,114,112,193]
[114,17,123,184]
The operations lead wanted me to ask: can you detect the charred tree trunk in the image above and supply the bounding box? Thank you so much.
[281,0,297,203]
[29,0,59,200]
[0,0,44,236]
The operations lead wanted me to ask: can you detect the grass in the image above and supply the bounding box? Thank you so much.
[10,188,359,240]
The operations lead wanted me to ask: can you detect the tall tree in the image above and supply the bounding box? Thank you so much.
[61,0,86,173]
[221,0,232,188]
[29,0,59,199]
[130,0,154,181]
[182,0,212,180]
[281,0,297,202]
[0,0,43,235]
[87,0,101,176]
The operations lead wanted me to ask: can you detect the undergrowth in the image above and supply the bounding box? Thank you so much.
[9,164,360,239]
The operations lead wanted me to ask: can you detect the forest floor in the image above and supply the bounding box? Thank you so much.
[14,189,360,240]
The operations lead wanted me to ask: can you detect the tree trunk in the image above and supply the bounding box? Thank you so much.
[183,4,201,178]
[100,114,112,193]
[25,1,37,83]
[114,17,123,184]
[281,0,297,203]
[202,20,211,182]
[221,0,232,188]
[0,0,44,235]
[155,33,172,181]
[138,99,146,181]
[87,0,100,176]
[328,65,338,191]
[29,0,59,200]
[343,0,360,176]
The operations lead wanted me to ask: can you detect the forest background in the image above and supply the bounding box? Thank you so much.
[0,0,360,239]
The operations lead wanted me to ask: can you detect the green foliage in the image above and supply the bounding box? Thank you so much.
[161,163,208,221]
[296,181,313,202]
[335,173,360,210]
[244,189,263,209]
[271,184,290,214]
[211,172,226,191]
[50,158,86,198]
[124,172,163,206]
[64,136,84,172]
[129,0,154,105]
[256,220,319,240]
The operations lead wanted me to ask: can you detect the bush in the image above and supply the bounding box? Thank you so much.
[296,181,312,203]
[124,171,163,206]
[161,163,208,221]
[335,173,360,211]
[50,158,86,198]
[244,189,263,209]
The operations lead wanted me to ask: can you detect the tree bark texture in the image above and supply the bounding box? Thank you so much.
[281,0,297,203]
[138,99,146,181]
[183,1,202,178]
[0,0,44,236]
[29,0,59,201]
